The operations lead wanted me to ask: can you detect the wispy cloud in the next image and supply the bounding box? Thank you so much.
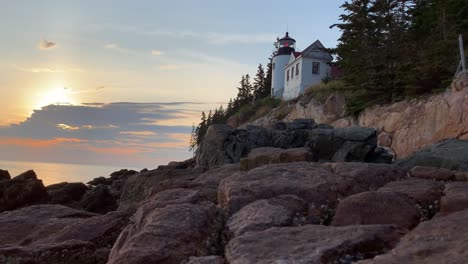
[205,32,275,45]
[94,24,275,45]
[14,65,84,73]
[38,39,57,50]
[105,43,118,49]
[159,64,191,70]
[151,50,164,56]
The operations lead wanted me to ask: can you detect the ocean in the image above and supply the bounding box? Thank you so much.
[0,160,139,186]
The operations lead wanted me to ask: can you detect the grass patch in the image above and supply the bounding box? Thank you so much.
[303,80,346,103]
[235,97,282,124]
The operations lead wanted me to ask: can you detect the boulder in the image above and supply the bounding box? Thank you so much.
[455,171,468,181]
[378,178,444,219]
[271,120,287,130]
[197,123,388,169]
[307,128,336,159]
[188,164,241,203]
[144,188,210,209]
[117,168,202,213]
[109,169,138,179]
[225,195,307,237]
[0,204,128,264]
[307,126,380,162]
[157,157,197,170]
[357,209,468,264]
[410,166,455,181]
[366,146,394,164]
[440,182,468,214]
[15,170,38,181]
[0,170,47,213]
[107,202,222,264]
[196,124,234,169]
[46,182,88,205]
[377,132,392,147]
[187,256,224,264]
[239,147,314,171]
[225,224,402,264]
[78,185,117,214]
[219,162,406,217]
[331,191,421,230]
[395,139,468,170]
[286,118,316,130]
[87,176,110,186]
[0,169,10,180]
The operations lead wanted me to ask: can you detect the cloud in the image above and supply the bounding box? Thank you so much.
[38,39,57,50]
[151,50,163,56]
[105,43,119,49]
[159,64,191,70]
[104,43,141,56]
[94,25,275,45]
[14,65,83,73]
[0,102,200,166]
[205,32,275,45]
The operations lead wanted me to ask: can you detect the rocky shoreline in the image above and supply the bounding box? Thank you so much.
[1,121,468,263]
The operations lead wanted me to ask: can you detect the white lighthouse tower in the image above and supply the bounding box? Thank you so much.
[271,32,296,98]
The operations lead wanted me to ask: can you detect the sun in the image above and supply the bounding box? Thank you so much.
[35,86,75,109]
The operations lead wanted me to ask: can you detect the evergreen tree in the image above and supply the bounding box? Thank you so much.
[252,64,267,101]
[264,56,273,96]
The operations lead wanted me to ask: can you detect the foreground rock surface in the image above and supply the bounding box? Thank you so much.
[219,162,406,217]
[358,209,468,264]
[378,178,444,219]
[331,191,421,230]
[225,224,402,264]
[108,193,222,264]
[226,195,306,237]
[440,182,468,214]
[409,166,455,181]
[118,167,202,213]
[0,204,128,264]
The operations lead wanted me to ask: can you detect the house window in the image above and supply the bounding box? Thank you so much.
[291,66,294,78]
[296,63,300,76]
[312,62,320,74]
[273,63,275,70]
[287,70,290,81]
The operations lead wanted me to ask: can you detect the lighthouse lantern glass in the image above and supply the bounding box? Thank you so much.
[279,39,295,49]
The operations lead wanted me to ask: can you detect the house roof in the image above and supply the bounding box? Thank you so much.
[293,52,302,58]
[301,40,333,61]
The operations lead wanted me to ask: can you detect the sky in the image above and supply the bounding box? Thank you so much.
[0,0,343,168]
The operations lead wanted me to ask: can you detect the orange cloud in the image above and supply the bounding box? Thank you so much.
[120,131,156,136]
[0,137,85,148]
[86,146,143,155]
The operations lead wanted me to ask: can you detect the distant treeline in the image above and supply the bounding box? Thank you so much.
[332,0,468,115]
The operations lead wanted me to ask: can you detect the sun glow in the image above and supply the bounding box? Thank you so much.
[35,86,75,109]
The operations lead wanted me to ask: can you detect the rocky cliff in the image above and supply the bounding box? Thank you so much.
[0,75,467,264]
[251,73,468,159]
[2,143,468,264]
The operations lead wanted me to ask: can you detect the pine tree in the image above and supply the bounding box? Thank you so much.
[252,64,267,101]
[264,56,273,96]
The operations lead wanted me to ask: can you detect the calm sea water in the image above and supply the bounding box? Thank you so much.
[0,160,138,186]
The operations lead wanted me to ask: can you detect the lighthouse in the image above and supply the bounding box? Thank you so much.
[271,32,296,98]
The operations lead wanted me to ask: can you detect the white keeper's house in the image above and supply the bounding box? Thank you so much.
[271,32,334,100]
